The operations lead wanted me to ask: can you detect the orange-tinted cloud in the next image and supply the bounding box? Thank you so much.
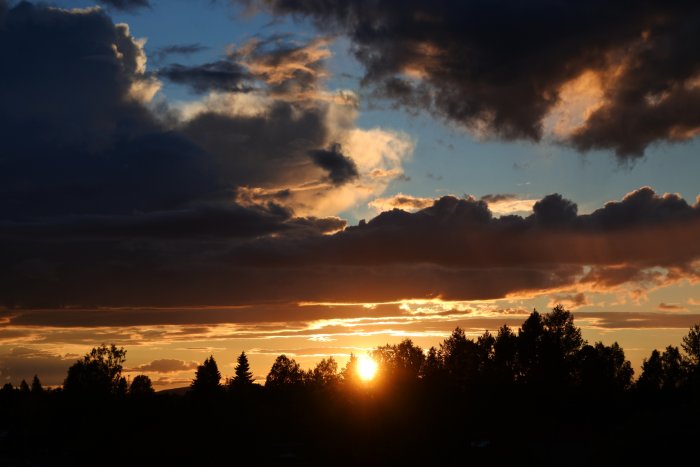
[256,0,700,157]
[128,358,198,373]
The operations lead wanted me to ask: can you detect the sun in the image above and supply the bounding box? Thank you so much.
[356,354,378,381]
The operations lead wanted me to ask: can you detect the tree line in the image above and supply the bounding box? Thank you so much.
[3,305,699,399]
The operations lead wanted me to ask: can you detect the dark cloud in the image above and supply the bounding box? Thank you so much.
[151,43,208,63]
[4,187,697,308]
[98,0,150,12]
[575,312,700,330]
[2,2,699,315]
[0,348,73,386]
[159,60,252,94]
[0,2,217,220]
[128,359,197,373]
[156,43,208,57]
[657,303,687,312]
[0,2,358,309]
[253,0,700,157]
[308,143,359,185]
[157,36,329,97]
[180,100,330,189]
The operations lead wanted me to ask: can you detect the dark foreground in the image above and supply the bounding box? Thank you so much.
[1,386,698,467]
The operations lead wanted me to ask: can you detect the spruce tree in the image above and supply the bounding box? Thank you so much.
[230,351,255,390]
[190,355,222,396]
[31,375,43,393]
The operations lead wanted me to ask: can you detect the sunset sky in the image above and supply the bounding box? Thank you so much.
[2,0,700,389]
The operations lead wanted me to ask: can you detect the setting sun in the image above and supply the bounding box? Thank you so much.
[357,354,378,381]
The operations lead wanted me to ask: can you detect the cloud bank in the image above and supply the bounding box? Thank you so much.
[252,0,700,157]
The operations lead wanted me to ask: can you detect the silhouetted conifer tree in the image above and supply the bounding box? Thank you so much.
[31,375,43,393]
[229,351,255,390]
[19,379,29,393]
[190,356,222,396]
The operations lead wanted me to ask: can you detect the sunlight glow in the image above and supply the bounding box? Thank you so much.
[357,354,378,381]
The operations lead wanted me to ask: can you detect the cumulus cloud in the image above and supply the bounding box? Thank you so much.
[479,194,538,215]
[3,186,699,308]
[369,194,435,212]
[370,193,537,215]
[0,2,413,310]
[252,0,700,157]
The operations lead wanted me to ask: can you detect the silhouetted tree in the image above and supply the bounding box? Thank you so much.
[310,357,339,387]
[543,305,585,359]
[420,346,444,382]
[681,324,700,366]
[19,379,29,394]
[517,310,546,381]
[63,344,127,397]
[129,374,155,396]
[660,346,685,390]
[441,327,481,388]
[493,325,518,384]
[229,351,255,391]
[265,355,304,389]
[341,354,360,385]
[638,349,663,392]
[190,356,223,396]
[476,331,496,375]
[518,306,584,387]
[373,339,425,383]
[576,342,633,393]
[681,324,700,389]
[31,375,43,393]
[637,345,686,392]
[1,383,13,394]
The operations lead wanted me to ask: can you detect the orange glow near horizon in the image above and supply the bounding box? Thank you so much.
[357,354,379,381]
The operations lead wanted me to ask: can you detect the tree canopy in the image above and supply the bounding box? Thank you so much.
[63,344,127,397]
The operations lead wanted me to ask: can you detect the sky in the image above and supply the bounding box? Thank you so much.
[1,0,700,388]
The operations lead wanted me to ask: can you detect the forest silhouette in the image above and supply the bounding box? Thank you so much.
[1,306,700,466]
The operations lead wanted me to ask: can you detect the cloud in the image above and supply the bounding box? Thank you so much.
[370,193,538,215]
[309,143,359,185]
[253,0,700,157]
[657,302,688,312]
[369,194,434,212]
[575,312,700,330]
[159,60,252,94]
[0,348,74,386]
[4,186,697,308]
[129,359,197,373]
[98,0,150,12]
[1,3,699,320]
[548,293,589,309]
[480,194,537,215]
[0,1,411,307]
